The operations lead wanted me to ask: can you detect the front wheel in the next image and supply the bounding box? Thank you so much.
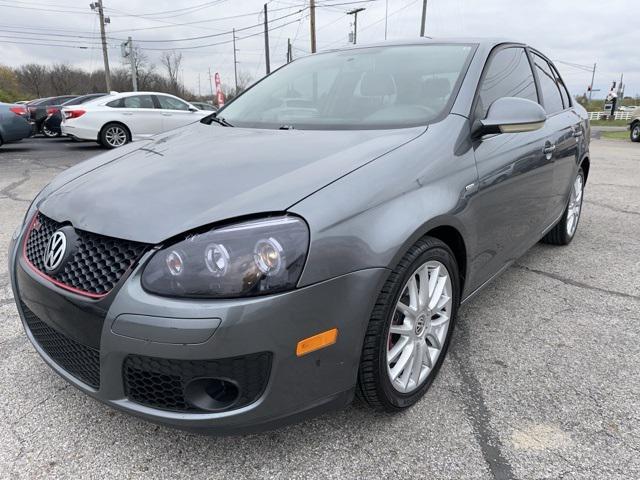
[631,123,640,143]
[541,168,584,245]
[100,123,130,149]
[357,237,459,412]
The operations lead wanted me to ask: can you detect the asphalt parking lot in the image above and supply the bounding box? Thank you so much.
[1,135,639,479]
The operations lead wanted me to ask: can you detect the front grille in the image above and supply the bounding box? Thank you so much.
[21,302,100,389]
[123,353,272,413]
[24,212,147,296]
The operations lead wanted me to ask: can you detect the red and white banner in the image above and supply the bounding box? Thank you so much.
[214,72,225,107]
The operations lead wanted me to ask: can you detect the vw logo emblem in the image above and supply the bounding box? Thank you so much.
[43,230,67,272]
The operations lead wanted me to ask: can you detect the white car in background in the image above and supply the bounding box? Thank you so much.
[61,91,211,148]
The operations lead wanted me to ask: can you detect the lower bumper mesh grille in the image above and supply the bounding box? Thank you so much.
[21,302,100,389]
[123,353,271,413]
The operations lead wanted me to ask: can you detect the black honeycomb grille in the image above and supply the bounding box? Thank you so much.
[24,213,148,296]
[123,353,272,413]
[21,302,100,389]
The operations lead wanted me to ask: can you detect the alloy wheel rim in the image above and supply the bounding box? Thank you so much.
[387,260,452,394]
[42,125,56,137]
[105,127,127,147]
[633,126,640,140]
[566,174,583,236]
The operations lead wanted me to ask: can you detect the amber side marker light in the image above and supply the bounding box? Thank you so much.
[296,328,338,357]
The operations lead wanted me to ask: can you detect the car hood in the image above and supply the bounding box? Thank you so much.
[40,122,425,243]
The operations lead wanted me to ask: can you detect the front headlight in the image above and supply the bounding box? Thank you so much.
[141,216,309,298]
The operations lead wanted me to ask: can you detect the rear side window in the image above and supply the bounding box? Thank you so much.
[108,95,155,109]
[531,53,565,114]
[550,63,571,109]
[476,47,537,119]
[156,95,190,111]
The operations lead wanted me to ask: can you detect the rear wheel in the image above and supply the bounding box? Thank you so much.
[41,124,60,138]
[357,237,459,412]
[541,168,584,245]
[100,123,130,149]
[631,122,640,142]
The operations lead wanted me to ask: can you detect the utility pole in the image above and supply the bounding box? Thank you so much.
[347,8,365,45]
[263,3,271,74]
[588,63,597,102]
[208,67,214,101]
[91,1,111,91]
[128,37,137,91]
[120,37,137,91]
[420,0,427,37]
[384,0,389,40]
[287,38,292,63]
[617,73,624,102]
[309,0,317,53]
[232,28,238,93]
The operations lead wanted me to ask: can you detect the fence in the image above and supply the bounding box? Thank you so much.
[588,111,634,121]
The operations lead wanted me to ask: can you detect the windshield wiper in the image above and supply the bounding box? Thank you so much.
[279,124,295,130]
[207,113,233,127]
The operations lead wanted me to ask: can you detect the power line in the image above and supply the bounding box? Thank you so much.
[131,8,306,43]
[136,15,306,52]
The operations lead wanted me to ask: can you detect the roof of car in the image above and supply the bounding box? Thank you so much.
[323,37,522,52]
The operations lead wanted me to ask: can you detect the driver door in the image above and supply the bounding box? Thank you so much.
[467,46,555,292]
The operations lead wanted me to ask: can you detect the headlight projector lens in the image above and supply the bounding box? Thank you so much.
[205,243,230,277]
[254,237,284,275]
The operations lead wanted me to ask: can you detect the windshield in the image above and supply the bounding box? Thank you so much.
[219,44,475,130]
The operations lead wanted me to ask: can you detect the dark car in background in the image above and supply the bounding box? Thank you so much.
[43,93,108,138]
[27,95,78,136]
[0,102,32,148]
[191,101,218,111]
[9,39,590,434]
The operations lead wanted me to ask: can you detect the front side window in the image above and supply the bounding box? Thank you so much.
[218,44,475,130]
[157,95,190,111]
[476,47,537,119]
[532,53,564,114]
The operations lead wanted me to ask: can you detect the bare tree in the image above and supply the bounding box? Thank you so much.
[221,70,254,102]
[16,64,48,98]
[160,51,183,96]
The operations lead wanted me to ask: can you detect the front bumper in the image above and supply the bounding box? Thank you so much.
[9,231,387,434]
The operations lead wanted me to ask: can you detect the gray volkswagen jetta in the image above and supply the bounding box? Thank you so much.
[8,39,589,434]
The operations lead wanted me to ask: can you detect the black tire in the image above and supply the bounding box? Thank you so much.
[631,122,640,143]
[99,122,131,149]
[356,236,460,412]
[41,124,60,138]
[541,168,585,245]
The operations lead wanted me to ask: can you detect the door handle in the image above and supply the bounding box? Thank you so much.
[161,113,172,116]
[543,144,556,155]
[122,112,133,116]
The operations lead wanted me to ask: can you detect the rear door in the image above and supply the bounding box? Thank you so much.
[109,95,162,137]
[154,95,198,132]
[469,46,555,289]
[530,52,581,220]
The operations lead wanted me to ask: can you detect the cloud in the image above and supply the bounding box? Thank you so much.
[0,0,637,98]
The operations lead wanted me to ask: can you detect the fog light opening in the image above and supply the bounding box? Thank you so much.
[184,378,240,411]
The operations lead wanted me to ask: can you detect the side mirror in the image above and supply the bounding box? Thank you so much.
[189,106,198,112]
[475,97,546,137]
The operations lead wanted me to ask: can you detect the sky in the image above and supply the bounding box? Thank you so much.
[0,0,638,100]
